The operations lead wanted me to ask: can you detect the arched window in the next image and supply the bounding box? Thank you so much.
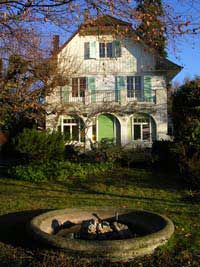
[132,114,156,142]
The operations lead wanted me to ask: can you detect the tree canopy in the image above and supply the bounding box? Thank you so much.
[0,54,60,134]
[135,0,167,57]
[172,77,200,147]
[0,1,200,57]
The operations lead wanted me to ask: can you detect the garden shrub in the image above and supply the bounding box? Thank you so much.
[152,140,200,189]
[64,145,81,162]
[14,128,65,163]
[171,143,200,189]
[119,147,152,168]
[172,77,200,146]
[151,140,177,169]
[171,78,200,189]
[9,161,113,182]
[87,138,122,163]
[10,164,48,182]
[186,153,200,189]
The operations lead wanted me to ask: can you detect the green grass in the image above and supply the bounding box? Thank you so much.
[0,166,199,266]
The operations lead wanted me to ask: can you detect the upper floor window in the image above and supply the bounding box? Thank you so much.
[99,40,121,58]
[84,40,121,59]
[99,42,113,58]
[127,76,142,100]
[72,77,86,97]
[84,41,96,59]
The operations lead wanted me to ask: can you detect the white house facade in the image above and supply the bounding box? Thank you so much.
[46,15,181,148]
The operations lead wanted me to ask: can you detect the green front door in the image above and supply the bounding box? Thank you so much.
[98,114,121,144]
[98,114,114,141]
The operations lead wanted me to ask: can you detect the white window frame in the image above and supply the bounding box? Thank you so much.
[127,76,142,101]
[132,116,152,142]
[60,116,83,142]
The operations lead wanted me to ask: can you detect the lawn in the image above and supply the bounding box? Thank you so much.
[0,166,199,266]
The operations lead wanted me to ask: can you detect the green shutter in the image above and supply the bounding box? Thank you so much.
[89,41,96,58]
[144,76,152,102]
[113,40,121,57]
[88,77,96,102]
[84,42,90,59]
[115,76,125,101]
[61,85,69,103]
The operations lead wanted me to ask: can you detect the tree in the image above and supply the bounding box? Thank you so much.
[135,0,167,57]
[172,77,200,146]
[172,77,200,189]
[0,54,60,136]
[0,1,200,58]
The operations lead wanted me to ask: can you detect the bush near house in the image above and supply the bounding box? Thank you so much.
[10,133,153,182]
[9,131,115,182]
[14,128,65,163]
[9,161,113,182]
[171,78,200,189]
[152,78,200,190]
[152,140,200,190]
[152,140,177,169]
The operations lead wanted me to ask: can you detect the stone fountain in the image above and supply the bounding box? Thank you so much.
[29,208,174,262]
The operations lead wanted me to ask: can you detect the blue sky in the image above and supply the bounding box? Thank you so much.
[165,1,200,84]
[169,40,200,85]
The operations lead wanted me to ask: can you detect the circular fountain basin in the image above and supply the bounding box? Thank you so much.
[29,208,174,262]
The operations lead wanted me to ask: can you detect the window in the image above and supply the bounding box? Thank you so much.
[132,115,151,141]
[60,117,84,142]
[99,41,121,58]
[84,41,96,59]
[99,43,106,58]
[72,77,86,97]
[99,42,112,58]
[106,42,113,57]
[127,76,142,100]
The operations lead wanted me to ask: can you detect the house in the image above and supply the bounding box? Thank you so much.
[46,14,182,148]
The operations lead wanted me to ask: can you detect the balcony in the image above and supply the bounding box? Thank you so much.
[60,88,156,105]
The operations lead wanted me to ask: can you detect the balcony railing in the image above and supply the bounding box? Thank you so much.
[127,90,155,103]
[60,89,155,104]
[91,90,120,102]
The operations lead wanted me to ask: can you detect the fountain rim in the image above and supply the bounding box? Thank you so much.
[29,207,174,249]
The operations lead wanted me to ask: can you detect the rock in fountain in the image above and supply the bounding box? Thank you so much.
[79,214,131,240]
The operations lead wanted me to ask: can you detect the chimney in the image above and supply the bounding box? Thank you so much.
[52,35,59,54]
[84,9,89,22]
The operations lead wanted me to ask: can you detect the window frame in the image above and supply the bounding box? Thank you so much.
[127,76,142,100]
[60,116,84,142]
[99,41,121,58]
[72,77,87,98]
[132,115,151,142]
[84,42,90,60]
[99,42,113,58]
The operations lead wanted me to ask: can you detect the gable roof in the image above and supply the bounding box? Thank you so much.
[82,14,132,27]
[55,14,182,79]
[55,14,132,55]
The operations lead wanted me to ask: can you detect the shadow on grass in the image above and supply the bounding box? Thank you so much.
[0,209,51,249]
